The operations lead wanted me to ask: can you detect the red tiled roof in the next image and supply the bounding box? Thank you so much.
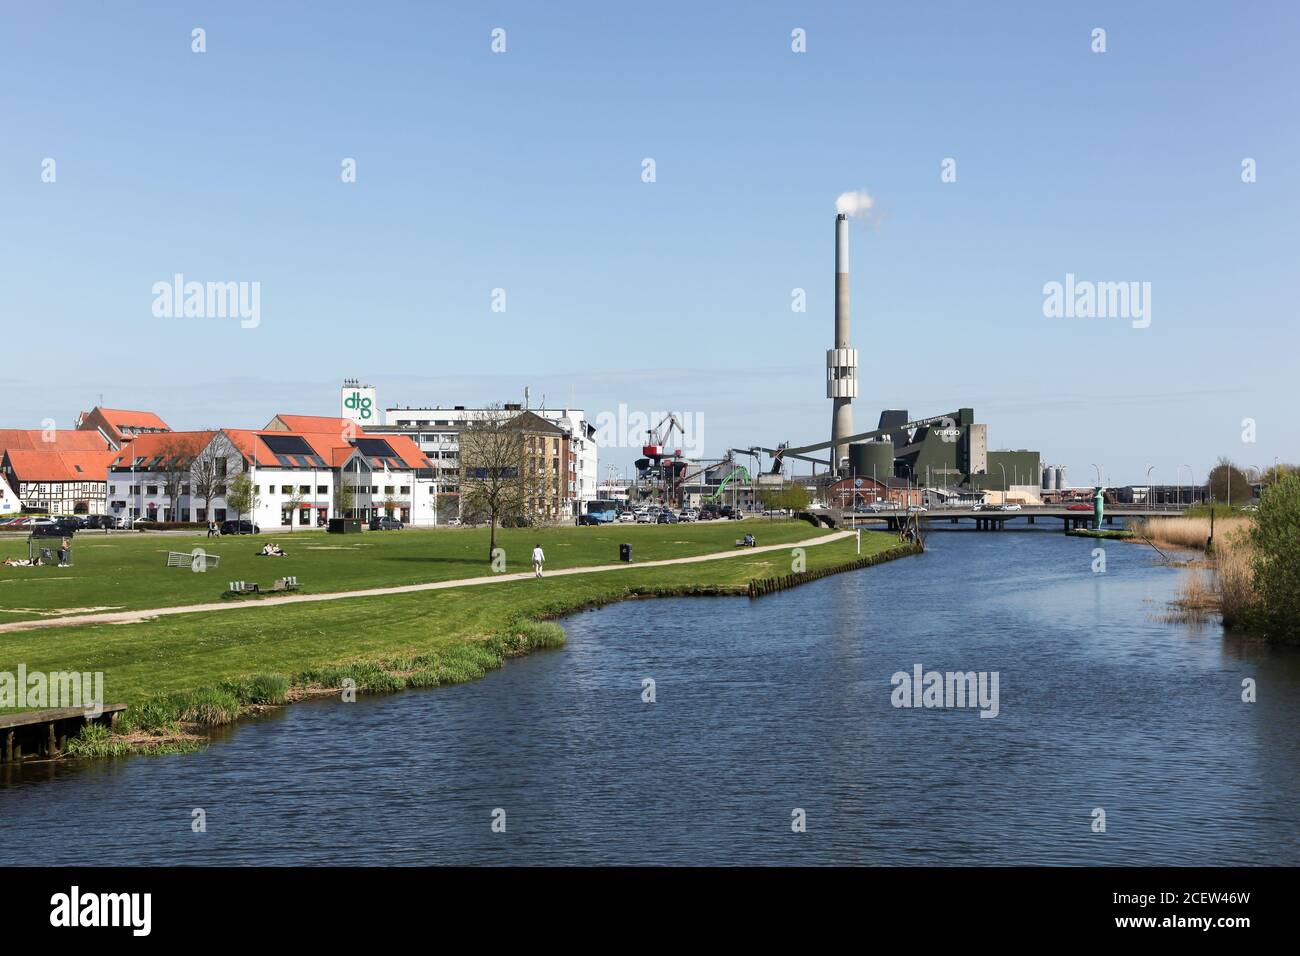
[109,432,218,469]
[0,430,111,454]
[3,449,119,483]
[267,414,357,434]
[229,425,432,472]
[97,408,170,431]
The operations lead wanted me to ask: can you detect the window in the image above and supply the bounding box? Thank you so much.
[384,486,395,495]
[147,485,158,495]
[216,459,228,476]
[281,485,292,494]
[317,485,327,494]
[109,485,116,493]
[299,485,310,494]
[400,486,410,494]
[181,484,190,495]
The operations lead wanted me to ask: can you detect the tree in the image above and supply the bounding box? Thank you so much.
[1262,462,1300,487]
[335,477,356,518]
[191,437,226,524]
[1249,474,1300,642]
[284,488,305,531]
[157,434,204,522]
[760,483,809,512]
[458,406,544,561]
[1207,457,1254,507]
[226,472,260,526]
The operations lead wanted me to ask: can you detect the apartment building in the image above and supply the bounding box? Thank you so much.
[105,416,439,527]
[381,402,597,517]
[75,407,171,450]
[1,448,119,515]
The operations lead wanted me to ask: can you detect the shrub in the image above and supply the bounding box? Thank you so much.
[175,688,243,726]
[64,723,131,758]
[1249,475,1300,641]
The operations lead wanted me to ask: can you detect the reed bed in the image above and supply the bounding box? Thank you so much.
[1129,516,1251,552]
[1134,516,1259,627]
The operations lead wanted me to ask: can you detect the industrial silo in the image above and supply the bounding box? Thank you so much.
[850,441,896,485]
[1055,465,1067,490]
[1043,464,1056,491]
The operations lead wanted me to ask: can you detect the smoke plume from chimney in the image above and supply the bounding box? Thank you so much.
[834,190,875,218]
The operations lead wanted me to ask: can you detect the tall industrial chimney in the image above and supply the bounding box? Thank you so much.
[827,213,858,475]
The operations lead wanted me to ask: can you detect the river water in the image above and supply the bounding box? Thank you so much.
[2,527,1297,865]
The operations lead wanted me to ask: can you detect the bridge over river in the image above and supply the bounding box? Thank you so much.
[804,504,1190,532]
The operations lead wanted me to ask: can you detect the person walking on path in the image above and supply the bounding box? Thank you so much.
[531,544,545,578]
[207,520,217,539]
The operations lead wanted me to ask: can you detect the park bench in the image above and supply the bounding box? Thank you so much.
[167,551,220,570]
[227,576,299,597]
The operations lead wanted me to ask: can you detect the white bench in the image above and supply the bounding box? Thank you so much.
[167,551,220,569]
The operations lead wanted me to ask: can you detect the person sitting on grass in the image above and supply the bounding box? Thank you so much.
[259,542,287,557]
[4,556,38,566]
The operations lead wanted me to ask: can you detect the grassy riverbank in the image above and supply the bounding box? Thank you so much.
[1,528,915,758]
[1130,478,1300,641]
[0,521,827,624]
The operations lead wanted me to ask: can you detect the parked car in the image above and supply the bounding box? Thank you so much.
[1002,503,1023,512]
[635,512,654,524]
[1066,504,1092,512]
[656,512,679,524]
[369,516,404,531]
[220,520,260,535]
[907,505,928,513]
[616,511,636,524]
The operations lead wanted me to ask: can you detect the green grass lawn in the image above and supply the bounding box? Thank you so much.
[0,520,828,624]
[0,529,906,711]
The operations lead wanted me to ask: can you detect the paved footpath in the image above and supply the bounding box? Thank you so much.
[0,531,854,634]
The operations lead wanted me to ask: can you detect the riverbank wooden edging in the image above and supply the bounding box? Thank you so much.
[1,704,126,763]
[747,541,924,598]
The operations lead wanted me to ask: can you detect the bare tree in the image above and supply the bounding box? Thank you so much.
[191,434,236,525]
[284,489,305,531]
[157,434,203,523]
[458,406,545,561]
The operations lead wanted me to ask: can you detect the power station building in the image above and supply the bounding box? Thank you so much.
[840,408,1043,502]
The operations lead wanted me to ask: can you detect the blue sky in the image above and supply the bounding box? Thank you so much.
[3,1,1297,484]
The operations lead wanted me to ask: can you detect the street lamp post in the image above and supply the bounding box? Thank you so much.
[1146,465,1155,507]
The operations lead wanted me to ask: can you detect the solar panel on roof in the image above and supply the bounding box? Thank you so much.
[353,438,395,458]
[262,434,315,456]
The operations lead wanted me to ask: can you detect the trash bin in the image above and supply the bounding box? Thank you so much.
[619,543,632,563]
